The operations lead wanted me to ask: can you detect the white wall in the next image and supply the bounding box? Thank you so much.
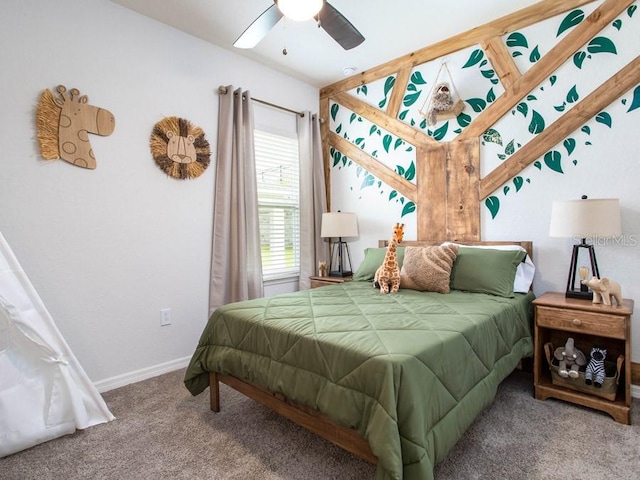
[329,6,640,364]
[0,0,318,388]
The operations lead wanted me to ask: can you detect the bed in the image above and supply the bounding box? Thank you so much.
[184,241,535,480]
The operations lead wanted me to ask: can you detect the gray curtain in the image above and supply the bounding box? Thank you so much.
[209,86,263,313]
[298,112,329,290]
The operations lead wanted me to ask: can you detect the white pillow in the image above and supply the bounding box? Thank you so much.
[442,243,535,293]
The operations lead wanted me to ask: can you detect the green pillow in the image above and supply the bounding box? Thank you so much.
[450,247,526,297]
[353,247,406,281]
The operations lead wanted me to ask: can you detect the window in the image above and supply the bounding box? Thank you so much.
[254,129,300,280]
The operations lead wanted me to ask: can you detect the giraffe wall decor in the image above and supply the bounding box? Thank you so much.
[36,85,115,170]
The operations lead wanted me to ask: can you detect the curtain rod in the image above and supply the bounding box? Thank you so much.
[218,86,305,118]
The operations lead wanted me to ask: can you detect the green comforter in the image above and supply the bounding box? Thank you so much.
[184,281,534,480]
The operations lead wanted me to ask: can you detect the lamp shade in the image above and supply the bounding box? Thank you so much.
[321,212,358,238]
[549,198,621,238]
[277,0,323,21]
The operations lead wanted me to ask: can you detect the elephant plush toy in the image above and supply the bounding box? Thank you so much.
[554,337,587,378]
[582,276,622,306]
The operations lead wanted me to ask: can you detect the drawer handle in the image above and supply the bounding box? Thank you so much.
[572,318,582,326]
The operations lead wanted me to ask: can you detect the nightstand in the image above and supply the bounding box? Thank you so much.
[533,292,634,424]
[309,275,352,289]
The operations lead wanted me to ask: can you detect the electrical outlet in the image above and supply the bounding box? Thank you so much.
[160,308,171,326]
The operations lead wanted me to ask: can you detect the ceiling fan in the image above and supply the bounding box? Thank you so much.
[234,0,365,51]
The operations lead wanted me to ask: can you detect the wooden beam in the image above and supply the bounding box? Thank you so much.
[320,97,332,211]
[386,67,412,119]
[332,92,436,147]
[480,37,522,91]
[320,0,596,99]
[480,55,640,199]
[416,139,481,241]
[459,0,635,140]
[329,131,418,202]
[445,138,481,241]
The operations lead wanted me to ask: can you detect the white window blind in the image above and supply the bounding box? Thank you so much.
[254,130,300,280]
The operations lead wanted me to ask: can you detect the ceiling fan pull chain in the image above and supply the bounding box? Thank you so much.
[282,17,288,55]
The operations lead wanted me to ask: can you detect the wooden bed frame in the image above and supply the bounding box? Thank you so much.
[208,240,534,466]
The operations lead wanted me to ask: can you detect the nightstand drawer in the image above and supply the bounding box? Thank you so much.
[536,306,625,339]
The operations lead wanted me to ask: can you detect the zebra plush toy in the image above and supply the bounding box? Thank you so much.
[585,347,607,388]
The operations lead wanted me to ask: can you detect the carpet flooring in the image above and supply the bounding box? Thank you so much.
[1,368,639,479]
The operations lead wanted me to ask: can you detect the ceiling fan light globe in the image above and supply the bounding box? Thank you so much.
[277,0,323,21]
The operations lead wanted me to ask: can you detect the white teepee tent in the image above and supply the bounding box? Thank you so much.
[0,232,114,457]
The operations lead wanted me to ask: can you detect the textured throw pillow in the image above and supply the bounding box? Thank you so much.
[449,247,527,297]
[352,247,405,281]
[399,244,459,293]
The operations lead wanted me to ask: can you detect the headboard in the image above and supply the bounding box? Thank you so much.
[378,240,533,261]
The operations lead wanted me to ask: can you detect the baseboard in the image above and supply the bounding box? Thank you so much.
[94,356,191,393]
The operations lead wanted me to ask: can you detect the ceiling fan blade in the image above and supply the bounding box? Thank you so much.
[316,2,364,50]
[234,4,284,49]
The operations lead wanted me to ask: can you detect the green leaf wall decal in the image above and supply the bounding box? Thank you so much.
[467,98,487,112]
[557,10,584,36]
[505,140,515,155]
[627,86,640,112]
[382,134,392,153]
[514,176,524,191]
[573,51,586,68]
[361,174,375,189]
[403,91,421,106]
[566,85,579,103]
[383,76,395,96]
[457,113,471,127]
[596,112,612,127]
[529,46,541,63]
[401,202,416,217]
[516,103,528,117]
[433,123,448,140]
[410,71,426,84]
[544,150,563,173]
[587,37,617,54]
[483,128,503,146]
[564,138,576,155]
[506,32,528,48]
[405,162,416,181]
[330,103,339,121]
[462,49,484,68]
[485,196,500,219]
[528,110,545,134]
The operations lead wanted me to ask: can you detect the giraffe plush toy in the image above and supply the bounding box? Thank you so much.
[374,223,404,294]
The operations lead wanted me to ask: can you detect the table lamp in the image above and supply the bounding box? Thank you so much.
[549,196,621,299]
[320,212,358,277]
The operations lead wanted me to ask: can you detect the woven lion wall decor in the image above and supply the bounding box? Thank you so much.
[36,85,116,169]
[150,116,211,180]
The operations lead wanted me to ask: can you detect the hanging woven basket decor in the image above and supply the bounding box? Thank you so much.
[150,116,211,179]
[419,62,465,127]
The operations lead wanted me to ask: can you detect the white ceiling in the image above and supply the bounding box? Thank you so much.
[110,0,540,88]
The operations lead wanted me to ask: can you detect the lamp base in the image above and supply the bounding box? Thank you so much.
[565,290,593,300]
[329,270,352,277]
